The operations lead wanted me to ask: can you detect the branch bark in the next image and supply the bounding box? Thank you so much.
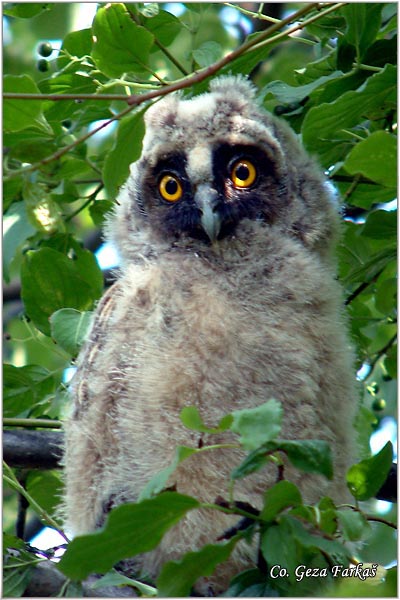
[22,561,137,597]
[6,2,339,181]
[3,430,63,469]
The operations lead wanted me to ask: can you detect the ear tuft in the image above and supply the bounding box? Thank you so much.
[144,94,181,129]
[209,75,258,100]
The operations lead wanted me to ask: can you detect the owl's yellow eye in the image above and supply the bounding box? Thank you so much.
[158,174,183,202]
[230,159,257,189]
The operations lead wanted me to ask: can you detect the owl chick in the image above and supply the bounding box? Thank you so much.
[63,76,357,594]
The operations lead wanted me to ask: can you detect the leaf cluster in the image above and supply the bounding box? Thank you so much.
[4,400,395,597]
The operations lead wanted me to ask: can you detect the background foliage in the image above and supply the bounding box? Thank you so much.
[3,2,397,597]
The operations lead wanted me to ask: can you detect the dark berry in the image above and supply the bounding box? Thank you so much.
[38,42,53,57]
[37,58,49,72]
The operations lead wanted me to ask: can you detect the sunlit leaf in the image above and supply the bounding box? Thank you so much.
[230,399,282,451]
[3,201,36,282]
[91,4,154,77]
[347,441,393,500]
[103,109,146,198]
[4,75,46,133]
[261,480,302,522]
[21,247,102,336]
[344,132,397,188]
[50,309,93,356]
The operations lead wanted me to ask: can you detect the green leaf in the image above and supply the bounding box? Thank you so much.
[145,10,181,48]
[341,4,382,59]
[284,515,350,564]
[336,38,356,73]
[5,130,57,163]
[353,406,377,460]
[261,72,343,105]
[230,399,282,451]
[40,73,96,96]
[192,41,222,67]
[231,445,272,480]
[384,344,397,379]
[218,32,278,79]
[89,200,114,226]
[375,277,397,315]
[363,36,397,69]
[57,28,93,69]
[305,12,345,41]
[232,438,333,481]
[56,157,94,180]
[295,50,337,85]
[23,181,65,234]
[315,496,337,535]
[261,481,302,522]
[26,471,63,518]
[346,441,393,500]
[58,492,199,580]
[3,177,23,212]
[360,322,396,355]
[336,509,369,542]
[49,309,93,356]
[157,540,237,597]
[180,405,233,434]
[302,64,396,165]
[3,3,52,18]
[260,519,298,576]
[3,202,36,283]
[3,364,56,418]
[103,110,146,198]
[20,247,102,336]
[344,132,397,188]
[225,568,275,597]
[91,570,157,595]
[276,439,333,480]
[4,75,46,133]
[138,3,159,18]
[360,209,397,240]
[3,544,35,597]
[72,245,104,299]
[139,445,197,501]
[91,4,154,77]
[334,177,396,210]
[343,246,396,286]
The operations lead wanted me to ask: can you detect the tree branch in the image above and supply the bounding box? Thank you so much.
[3,430,63,469]
[21,561,138,597]
[5,2,341,181]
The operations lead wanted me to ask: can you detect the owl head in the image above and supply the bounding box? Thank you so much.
[107,76,339,265]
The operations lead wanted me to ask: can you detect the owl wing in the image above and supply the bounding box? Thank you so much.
[72,280,122,419]
[64,280,127,533]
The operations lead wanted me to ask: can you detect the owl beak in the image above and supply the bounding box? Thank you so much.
[195,185,222,243]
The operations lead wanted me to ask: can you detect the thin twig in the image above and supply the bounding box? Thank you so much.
[368,333,397,372]
[3,92,133,102]
[345,268,383,306]
[3,418,62,429]
[224,3,281,23]
[4,3,344,181]
[243,2,348,54]
[64,182,104,222]
[5,103,136,180]
[3,461,69,542]
[366,515,397,530]
[126,5,189,76]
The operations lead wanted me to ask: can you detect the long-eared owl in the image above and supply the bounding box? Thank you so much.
[63,76,356,595]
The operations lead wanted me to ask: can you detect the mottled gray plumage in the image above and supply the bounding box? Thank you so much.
[63,76,356,594]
